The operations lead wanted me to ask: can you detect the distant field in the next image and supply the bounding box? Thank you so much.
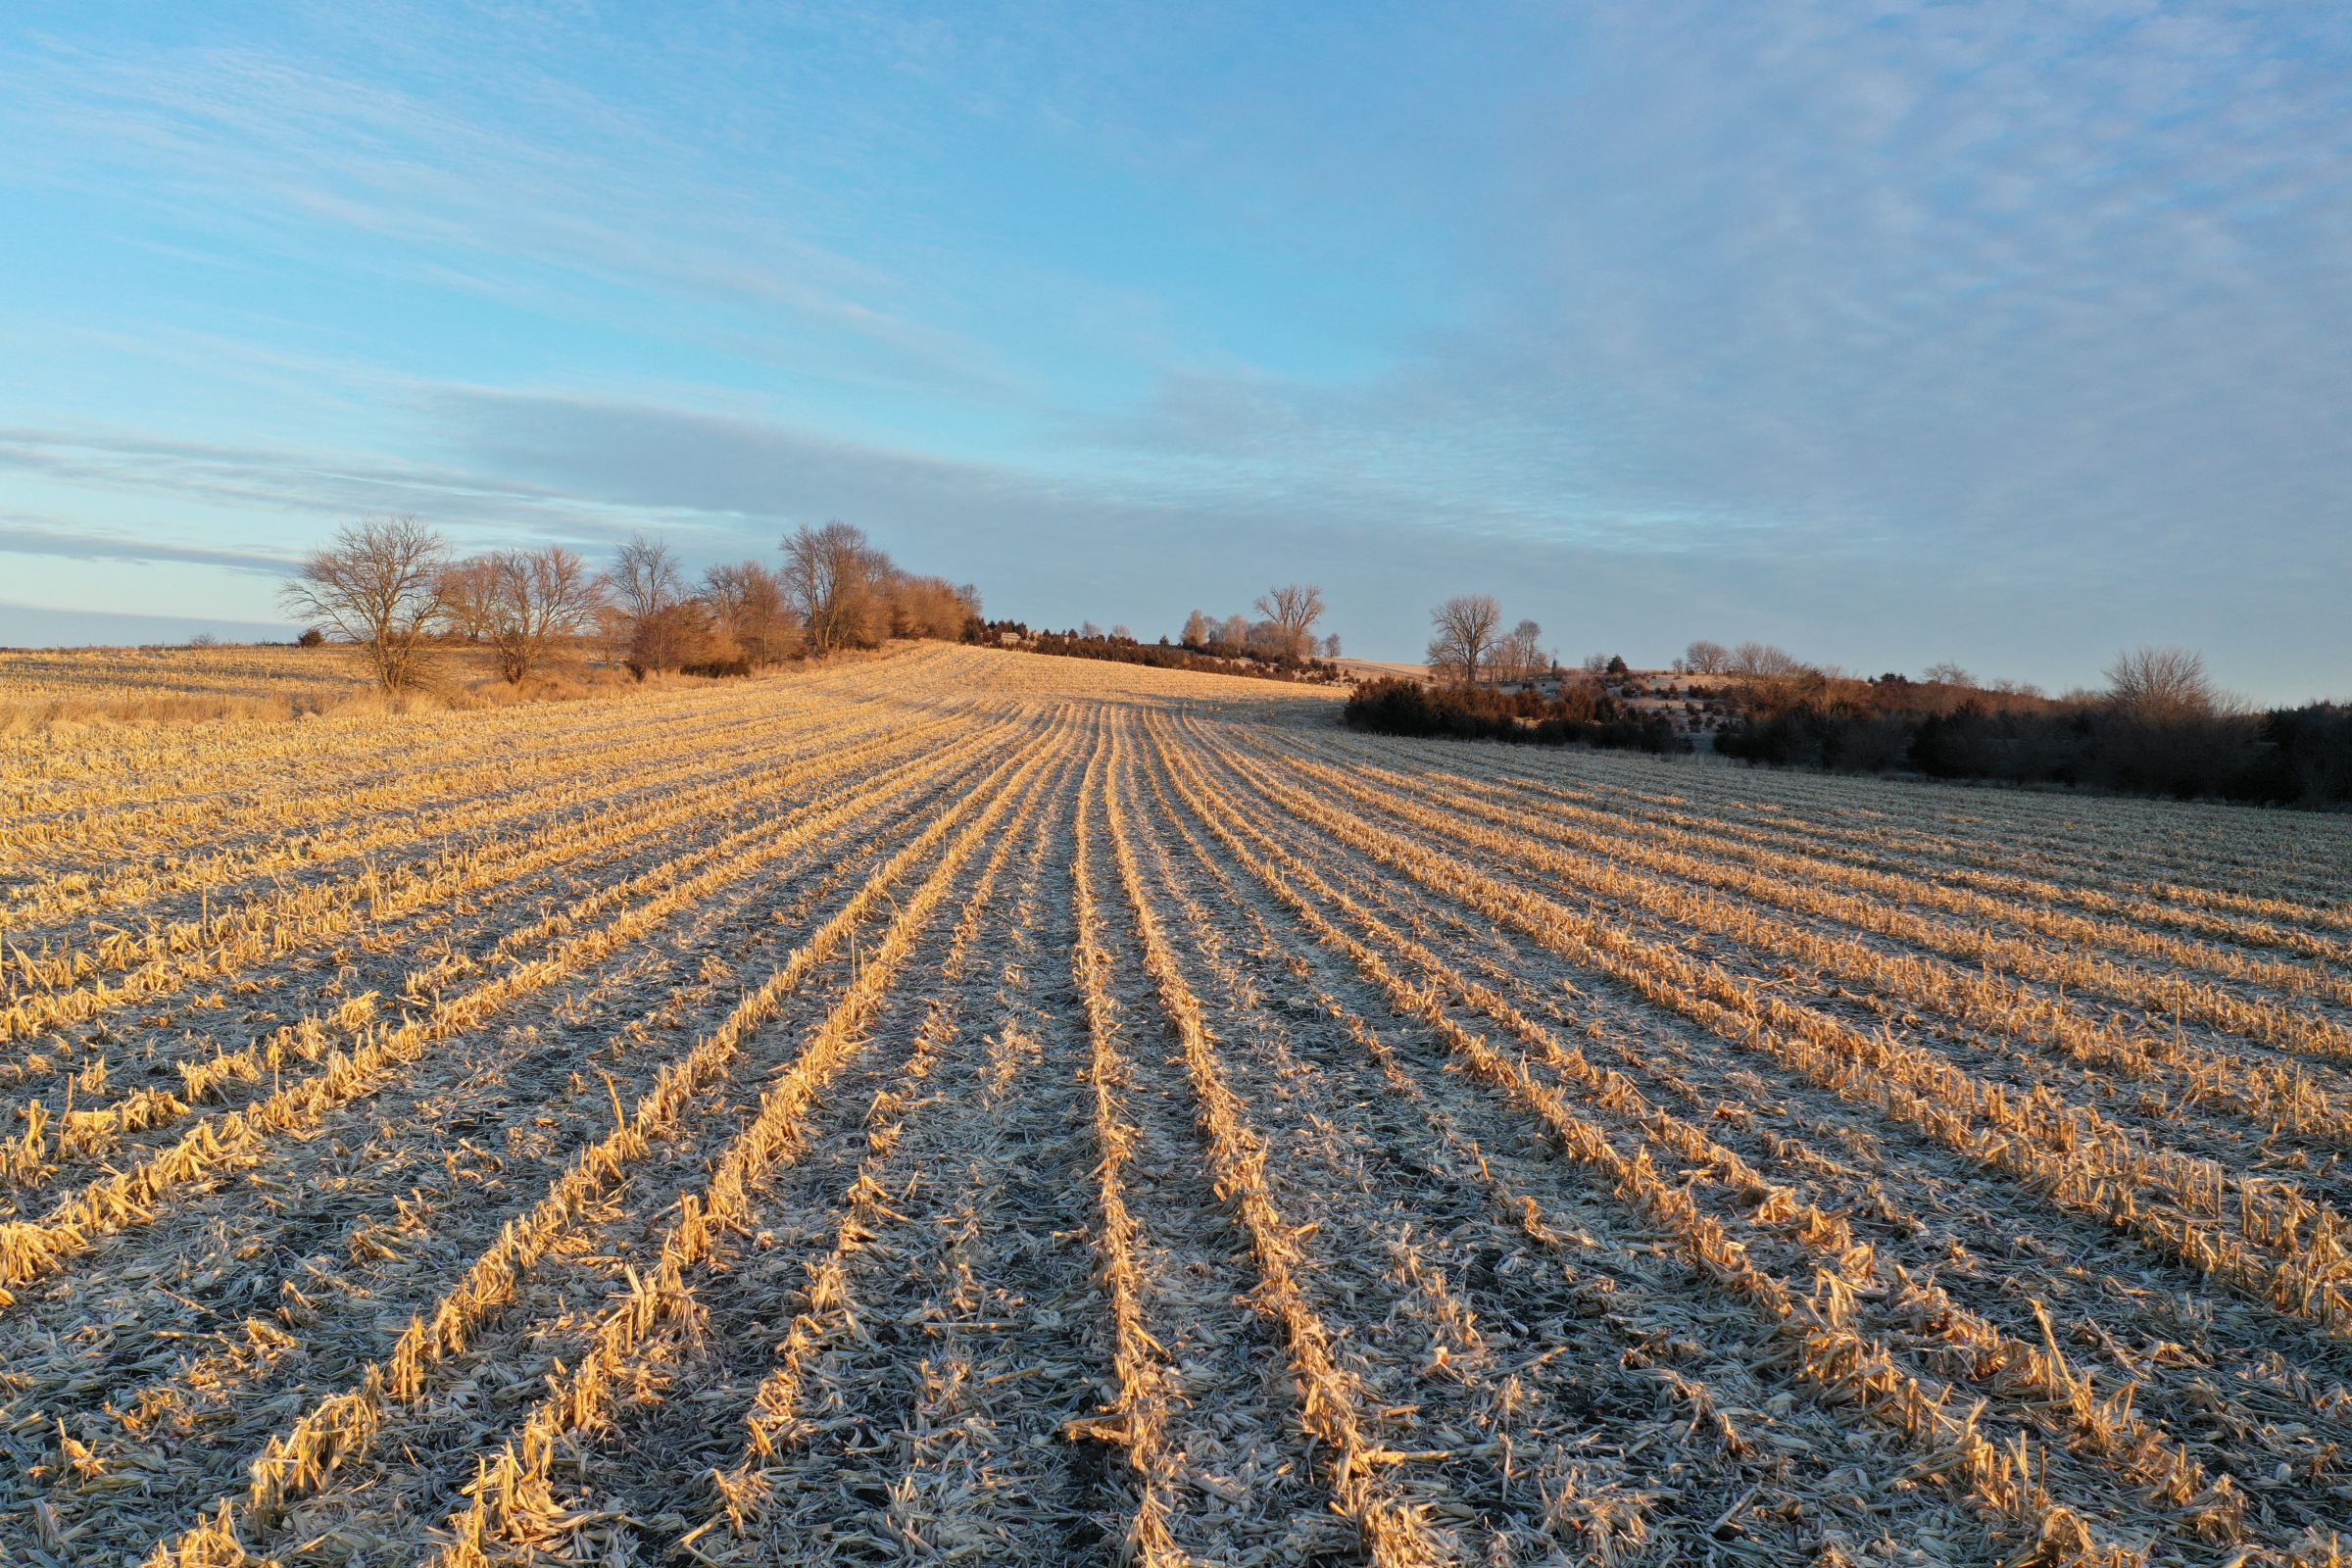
[0,642,507,727]
[2,643,2349,1565]
[1335,656,1434,682]
[0,640,367,692]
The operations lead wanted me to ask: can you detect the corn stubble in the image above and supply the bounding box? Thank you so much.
[0,642,2346,1567]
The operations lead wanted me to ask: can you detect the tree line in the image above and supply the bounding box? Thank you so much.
[1424,593,1559,684]
[978,582,1346,684]
[1344,676,1686,753]
[1178,584,1341,663]
[282,514,978,693]
[1413,592,2346,806]
[1712,645,2350,806]
[1331,592,1676,751]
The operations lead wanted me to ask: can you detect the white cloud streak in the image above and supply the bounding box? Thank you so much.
[0,1,2344,697]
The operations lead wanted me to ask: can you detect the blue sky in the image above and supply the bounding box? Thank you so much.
[2,1,2347,701]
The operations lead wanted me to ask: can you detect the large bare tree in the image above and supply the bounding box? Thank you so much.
[1731,639,1801,678]
[279,514,451,693]
[437,557,501,644]
[606,534,705,673]
[2105,646,2219,722]
[481,547,606,683]
[1683,639,1731,674]
[1426,594,1502,686]
[607,534,684,628]
[1494,618,1546,683]
[781,520,887,656]
[1253,583,1326,662]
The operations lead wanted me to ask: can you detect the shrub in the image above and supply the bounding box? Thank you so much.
[1344,677,1687,754]
[1717,685,2351,808]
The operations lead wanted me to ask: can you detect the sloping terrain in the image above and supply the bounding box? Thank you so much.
[2,642,2348,1567]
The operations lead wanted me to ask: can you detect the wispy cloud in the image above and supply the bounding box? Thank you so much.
[0,426,571,531]
[0,32,1015,396]
[419,385,1785,632]
[1458,0,2352,574]
[0,514,299,575]
[1053,0,2352,622]
[0,1,2344,697]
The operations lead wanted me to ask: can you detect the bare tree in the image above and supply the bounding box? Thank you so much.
[1217,612,1252,653]
[2105,646,2219,723]
[703,561,797,665]
[882,572,976,641]
[1922,662,1974,687]
[1731,640,1801,678]
[609,534,685,623]
[1426,594,1502,686]
[481,547,606,683]
[1684,639,1731,674]
[1494,618,1545,684]
[437,558,501,644]
[1253,583,1326,662]
[782,520,886,656]
[605,534,689,671]
[1322,631,1343,660]
[279,514,451,693]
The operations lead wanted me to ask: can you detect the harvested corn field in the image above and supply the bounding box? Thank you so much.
[2,642,2349,1568]
[0,644,429,731]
